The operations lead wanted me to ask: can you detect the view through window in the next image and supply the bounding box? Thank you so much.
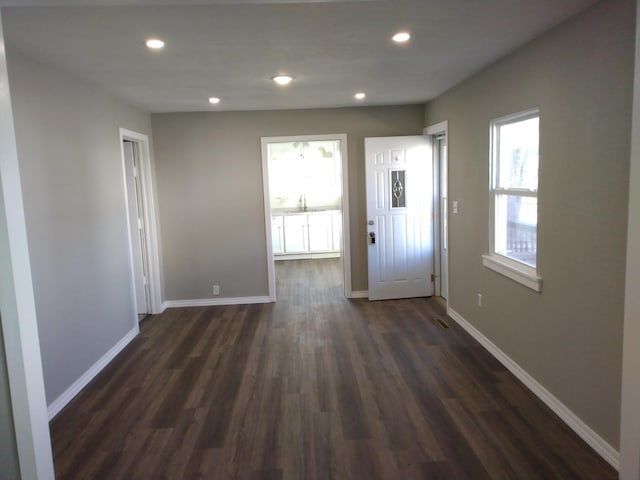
[491,110,539,269]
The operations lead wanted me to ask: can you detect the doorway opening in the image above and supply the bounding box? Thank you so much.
[425,121,449,303]
[261,134,352,300]
[119,129,163,319]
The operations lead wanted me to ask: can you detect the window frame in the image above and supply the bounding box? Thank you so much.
[482,108,543,292]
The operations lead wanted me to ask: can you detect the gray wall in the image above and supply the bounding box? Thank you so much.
[0,321,20,480]
[5,49,153,404]
[424,0,634,448]
[151,106,424,299]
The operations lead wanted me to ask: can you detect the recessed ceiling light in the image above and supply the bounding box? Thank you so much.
[145,38,165,49]
[392,32,411,43]
[272,75,293,86]
[354,92,366,100]
[208,97,221,104]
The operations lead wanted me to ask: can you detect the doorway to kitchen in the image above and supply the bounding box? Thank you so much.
[261,134,351,301]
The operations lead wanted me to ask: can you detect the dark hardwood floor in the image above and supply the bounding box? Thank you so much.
[50,258,617,479]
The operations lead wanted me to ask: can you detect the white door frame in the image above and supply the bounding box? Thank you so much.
[119,128,163,315]
[425,121,449,302]
[0,12,55,475]
[261,134,352,300]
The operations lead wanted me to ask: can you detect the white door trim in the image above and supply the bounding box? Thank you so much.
[261,134,352,300]
[425,121,449,302]
[0,11,55,476]
[119,128,163,314]
[619,3,640,476]
[425,121,449,136]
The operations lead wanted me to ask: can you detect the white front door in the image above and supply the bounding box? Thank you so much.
[365,136,434,301]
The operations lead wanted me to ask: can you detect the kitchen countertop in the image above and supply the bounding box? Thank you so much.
[271,208,341,215]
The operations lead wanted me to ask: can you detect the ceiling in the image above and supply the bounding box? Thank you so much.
[1,0,598,113]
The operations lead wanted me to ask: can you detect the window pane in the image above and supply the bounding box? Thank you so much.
[390,169,406,208]
[495,194,537,267]
[268,140,342,211]
[497,116,539,190]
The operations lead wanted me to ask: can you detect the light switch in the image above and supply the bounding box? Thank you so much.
[452,200,459,214]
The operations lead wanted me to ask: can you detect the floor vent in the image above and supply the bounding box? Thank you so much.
[434,317,450,329]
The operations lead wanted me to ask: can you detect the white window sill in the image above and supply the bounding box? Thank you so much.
[482,254,543,292]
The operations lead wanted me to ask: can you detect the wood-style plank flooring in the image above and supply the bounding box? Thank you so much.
[50,258,617,479]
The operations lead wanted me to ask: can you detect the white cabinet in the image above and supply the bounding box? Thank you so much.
[272,211,341,257]
[332,212,342,251]
[283,215,308,253]
[307,213,333,252]
[271,216,284,254]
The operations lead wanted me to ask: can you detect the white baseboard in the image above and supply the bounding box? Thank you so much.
[446,307,620,470]
[47,326,139,420]
[350,290,368,299]
[164,296,272,308]
[154,302,167,314]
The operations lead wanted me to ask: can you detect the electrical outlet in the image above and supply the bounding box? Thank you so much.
[213,285,220,296]
[477,293,482,307]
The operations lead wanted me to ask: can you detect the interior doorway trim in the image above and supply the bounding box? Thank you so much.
[119,128,163,315]
[261,133,352,300]
[424,121,449,302]
[0,16,55,473]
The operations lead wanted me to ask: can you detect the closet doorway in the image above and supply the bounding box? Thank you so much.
[425,121,449,302]
[261,134,352,300]
[119,129,163,318]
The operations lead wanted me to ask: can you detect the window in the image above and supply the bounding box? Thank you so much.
[483,109,542,291]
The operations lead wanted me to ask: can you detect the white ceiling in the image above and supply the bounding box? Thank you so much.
[1,0,598,113]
